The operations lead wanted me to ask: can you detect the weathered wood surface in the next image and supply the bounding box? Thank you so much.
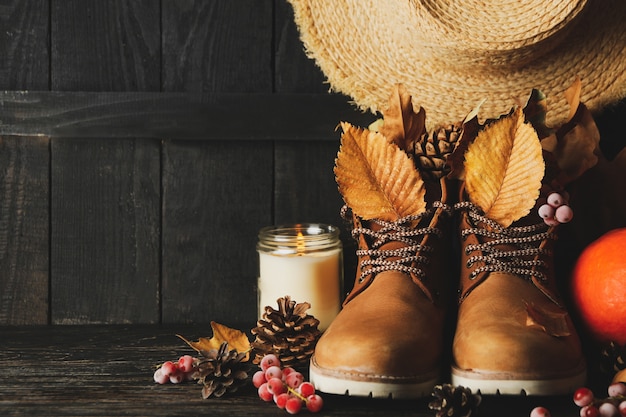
[0,325,585,417]
[0,91,373,140]
[0,136,49,324]
[50,138,161,324]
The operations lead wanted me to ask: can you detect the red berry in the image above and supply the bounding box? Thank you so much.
[260,354,281,371]
[177,355,194,373]
[285,397,303,415]
[281,367,296,379]
[609,382,626,397]
[274,392,290,409]
[574,387,594,407]
[599,402,619,417]
[285,372,304,388]
[538,204,555,219]
[544,217,560,226]
[306,394,324,413]
[252,370,267,388]
[265,365,283,381]
[547,192,564,208]
[555,205,573,223]
[153,368,169,384]
[618,400,626,417]
[580,405,600,417]
[258,382,273,402]
[298,382,315,397]
[169,371,185,384]
[160,361,177,377]
[267,377,286,395]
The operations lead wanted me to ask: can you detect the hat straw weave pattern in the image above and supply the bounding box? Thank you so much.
[288,0,626,129]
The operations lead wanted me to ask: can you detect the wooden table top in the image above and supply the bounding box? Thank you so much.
[0,324,587,416]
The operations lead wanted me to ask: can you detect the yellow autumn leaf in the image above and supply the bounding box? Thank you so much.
[464,108,544,227]
[334,122,426,221]
[178,321,251,361]
[380,84,426,153]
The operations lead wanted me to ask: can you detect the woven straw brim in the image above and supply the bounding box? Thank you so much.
[288,0,626,129]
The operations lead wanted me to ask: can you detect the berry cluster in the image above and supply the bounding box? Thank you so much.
[572,384,626,417]
[153,355,196,384]
[537,190,573,226]
[253,354,323,414]
[529,383,626,417]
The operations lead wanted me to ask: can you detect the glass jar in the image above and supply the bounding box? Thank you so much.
[257,223,343,331]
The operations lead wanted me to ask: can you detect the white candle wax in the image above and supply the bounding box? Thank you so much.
[258,248,342,331]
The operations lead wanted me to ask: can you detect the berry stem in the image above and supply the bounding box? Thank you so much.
[287,386,308,402]
[593,395,626,407]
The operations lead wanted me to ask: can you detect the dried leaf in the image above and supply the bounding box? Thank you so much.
[178,321,251,361]
[564,77,582,121]
[549,79,600,185]
[464,108,544,227]
[380,84,426,153]
[335,122,426,221]
[446,101,484,180]
[524,89,554,139]
[525,301,571,337]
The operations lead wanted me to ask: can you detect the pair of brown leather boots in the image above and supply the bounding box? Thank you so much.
[309,176,587,399]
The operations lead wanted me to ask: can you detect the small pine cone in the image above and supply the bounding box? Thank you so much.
[601,341,626,374]
[413,123,461,181]
[251,296,322,368]
[193,342,249,399]
[429,384,482,417]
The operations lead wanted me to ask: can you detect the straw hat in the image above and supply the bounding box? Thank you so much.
[287,0,626,129]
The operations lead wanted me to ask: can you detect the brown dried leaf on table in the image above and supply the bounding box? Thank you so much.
[178,321,251,361]
[335,122,426,221]
[464,108,544,227]
[379,84,426,153]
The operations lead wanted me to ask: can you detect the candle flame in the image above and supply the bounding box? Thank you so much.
[296,231,305,254]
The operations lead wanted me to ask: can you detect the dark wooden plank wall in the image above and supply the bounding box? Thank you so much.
[1,0,624,327]
[0,0,353,326]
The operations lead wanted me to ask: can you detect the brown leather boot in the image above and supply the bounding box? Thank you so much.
[451,190,586,395]
[309,179,453,399]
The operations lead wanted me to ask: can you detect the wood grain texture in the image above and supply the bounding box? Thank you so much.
[0,325,586,417]
[274,140,344,227]
[274,140,358,295]
[50,138,160,324]
[162,0,273,93]
[0,136,49,325]
[0,0,49,90]
[274,0,328,93]
[50,0,160,91]
[161,140,273,325]
[0,91,375,140]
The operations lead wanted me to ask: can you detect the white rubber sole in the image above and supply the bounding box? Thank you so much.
[309,357,439,399]
[450,365,587,396]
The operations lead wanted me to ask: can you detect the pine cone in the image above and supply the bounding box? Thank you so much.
[251,296,322,368]
[601,341,626,374]
[429,384,482,417]
[193,342,249,399]
[413,123,461,180]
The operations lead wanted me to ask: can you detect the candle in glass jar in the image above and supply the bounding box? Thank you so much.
[257,224,343,331]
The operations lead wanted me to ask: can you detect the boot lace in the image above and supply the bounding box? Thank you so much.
[342,202,452,283]
[456,201,557,281]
